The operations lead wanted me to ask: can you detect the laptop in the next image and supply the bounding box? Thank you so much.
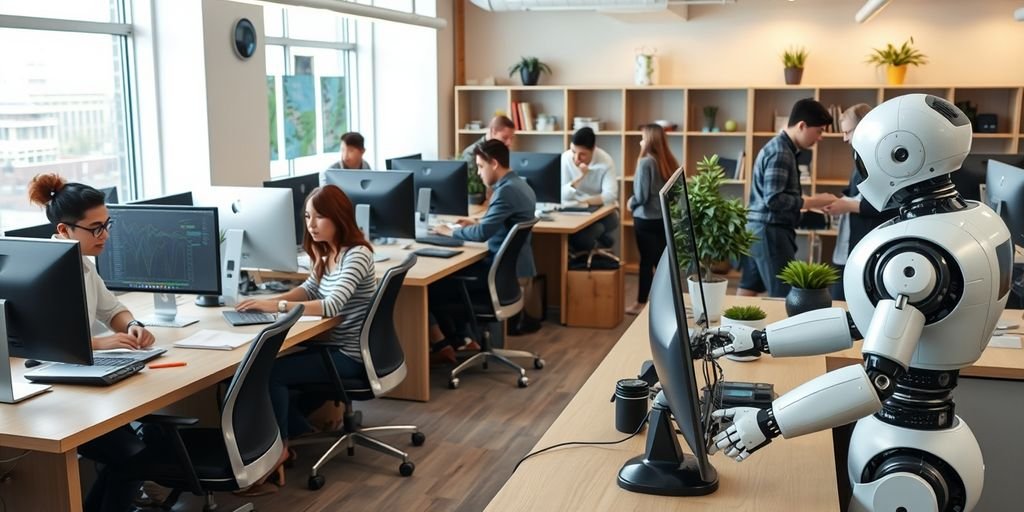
[23,347,167,386]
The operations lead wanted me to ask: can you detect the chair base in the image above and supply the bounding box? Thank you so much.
[290,422,422,483]
[448,348,544,389]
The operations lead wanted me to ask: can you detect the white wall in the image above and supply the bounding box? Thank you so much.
[202,0,270,186]
[463,0,1024,86]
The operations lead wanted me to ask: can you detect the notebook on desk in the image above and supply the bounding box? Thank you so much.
[174,329,254,350]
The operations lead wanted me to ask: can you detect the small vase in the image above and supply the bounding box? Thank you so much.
[785,287,832,317]
[784,67,803,85]
[886,64,908,85]
[520,68,541,86]
[702,115,716,132]
[634,54,655,86]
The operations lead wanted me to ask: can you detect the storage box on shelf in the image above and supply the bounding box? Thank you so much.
[455,84,1024,272]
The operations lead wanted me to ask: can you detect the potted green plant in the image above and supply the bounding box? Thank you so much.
[701,106,718,132]
[866,37,927,85]
[777,260,841,316]
[669,154,757,322]
[721,305,768,362]
[781,46,808,85]
[508,57,552,86]
[467,168,485,205]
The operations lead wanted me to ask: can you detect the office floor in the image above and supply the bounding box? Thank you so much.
[164,276,644,512]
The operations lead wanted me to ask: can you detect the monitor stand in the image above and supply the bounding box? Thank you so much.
[196,228,243,307]
[0,300,51,403]
[617,393,719,496]
[355,203,391,263]
[141,293,198,328]
[415,187,433,236]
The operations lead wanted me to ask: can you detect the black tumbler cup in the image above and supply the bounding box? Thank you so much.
[614,378,650,433]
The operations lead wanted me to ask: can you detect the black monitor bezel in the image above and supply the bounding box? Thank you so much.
[510,151,562,203]
[390,159,470,217]
[322,170,416,239]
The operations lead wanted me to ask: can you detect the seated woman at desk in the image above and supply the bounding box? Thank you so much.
[28,173,156,512]
[234,184,376,494]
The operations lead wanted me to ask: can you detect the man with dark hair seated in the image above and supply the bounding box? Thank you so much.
[327,131,372,170]
[560,127,620,252]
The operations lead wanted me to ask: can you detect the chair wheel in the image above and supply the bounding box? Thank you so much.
[534,358,545,369]
[411,432,426,446]
[399,461,415,476]
[448,378,459,389]
[517,376,529,388]
[308,474,325,490]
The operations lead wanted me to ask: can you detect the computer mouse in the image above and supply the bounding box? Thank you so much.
[24,359,42,368]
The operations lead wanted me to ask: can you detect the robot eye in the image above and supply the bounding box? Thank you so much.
[892,147,910,163]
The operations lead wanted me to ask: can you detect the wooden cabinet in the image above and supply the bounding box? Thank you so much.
[456,84,1024,271]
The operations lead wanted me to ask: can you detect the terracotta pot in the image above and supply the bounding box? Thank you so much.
[784,67,804,85]
[886,65,908,85]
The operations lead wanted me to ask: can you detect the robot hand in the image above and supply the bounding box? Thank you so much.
[709,407,777,461]
[708,325,763,359]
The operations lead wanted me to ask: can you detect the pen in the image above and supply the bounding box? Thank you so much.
[148,361,187,369]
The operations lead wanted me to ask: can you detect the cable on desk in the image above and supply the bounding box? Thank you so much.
[512,410,651,475]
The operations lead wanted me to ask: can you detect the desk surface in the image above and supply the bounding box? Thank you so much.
[487,297,1024,511]
[533,205,616,235]
[0,295,339,453]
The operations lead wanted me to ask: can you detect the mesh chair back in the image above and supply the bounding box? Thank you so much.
[487,217,539,317]
[221,305,304,487]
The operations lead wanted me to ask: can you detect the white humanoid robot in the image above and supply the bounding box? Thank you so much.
[707,94,1014,512]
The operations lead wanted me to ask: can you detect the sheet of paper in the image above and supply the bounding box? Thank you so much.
[298,315,323,322]
[173,329,254,350]
[988,335,1022,349]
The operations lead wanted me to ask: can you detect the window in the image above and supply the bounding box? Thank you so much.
[264,6,357,178]
[0,0,135,233]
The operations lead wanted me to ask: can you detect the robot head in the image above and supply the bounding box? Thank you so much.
[851,94,973,210]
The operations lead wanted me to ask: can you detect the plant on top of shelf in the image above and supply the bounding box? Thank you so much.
[508,57,552,86]
[866,37,928,85]
[777,260,841,316]
[781,46,808,85]
[669,154,755,322]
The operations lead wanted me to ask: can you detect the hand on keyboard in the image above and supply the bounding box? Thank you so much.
[234,298,276,313]
[94,333,143,350]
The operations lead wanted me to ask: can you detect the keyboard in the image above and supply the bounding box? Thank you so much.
[25,359,145,386]
[223,310,278,326]
[560,205,599,213]
[416,235,465,247]
[414,247,463,259]
[95,347,167,363]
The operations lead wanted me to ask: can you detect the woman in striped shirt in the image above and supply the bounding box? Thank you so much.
[234,184,376,493]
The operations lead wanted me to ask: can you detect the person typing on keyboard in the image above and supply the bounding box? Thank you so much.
[232,185,377,494]
[28,173,157,512]
[429,139,537,357]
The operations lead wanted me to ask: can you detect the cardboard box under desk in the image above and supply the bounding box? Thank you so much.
[566,267,624,329]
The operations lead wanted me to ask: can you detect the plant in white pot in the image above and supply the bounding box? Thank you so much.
[720,305,767,361]
[777,260,841,317]
[669,154,756,323]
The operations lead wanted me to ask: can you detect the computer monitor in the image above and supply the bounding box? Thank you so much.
[193,187,298,304]
[953,153,1024,202]
[96,205,222,327]
[390,160,469,226]
[98,186,119,204]
[986,160,1024,249]
[323,170,415,243]
[510,152,561,204]
[132,191,194,206]
[0,238,93,402]
[386,152,422,170]
[617,166,718,496]
[3,223,53,239]
[263,173,321,246]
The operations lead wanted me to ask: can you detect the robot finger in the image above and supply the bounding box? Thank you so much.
[711,408,737,421]
[736,450,752,462]
[710,345,734,358]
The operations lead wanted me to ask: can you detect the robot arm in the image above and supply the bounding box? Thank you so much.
[711,297,926,462]
[710,307,861,359]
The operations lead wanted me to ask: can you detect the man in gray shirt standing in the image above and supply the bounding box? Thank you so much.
[738,98,837,297]
[560,127,619,252]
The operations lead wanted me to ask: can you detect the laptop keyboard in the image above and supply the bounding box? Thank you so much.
[223,310,278,326]
[416,235,464,247]
[92,356,134,367]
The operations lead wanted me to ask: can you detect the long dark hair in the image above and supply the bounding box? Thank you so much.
[302,185,373,281]
[27,173,105,228]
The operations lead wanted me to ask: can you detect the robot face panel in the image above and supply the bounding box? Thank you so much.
[851,94,973,210]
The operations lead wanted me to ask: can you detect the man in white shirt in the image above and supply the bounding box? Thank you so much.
[560,127,619,251]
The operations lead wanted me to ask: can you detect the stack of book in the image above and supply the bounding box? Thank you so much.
[511,101,534,131]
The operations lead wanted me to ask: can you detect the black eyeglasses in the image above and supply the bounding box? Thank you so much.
[64,218,114,237]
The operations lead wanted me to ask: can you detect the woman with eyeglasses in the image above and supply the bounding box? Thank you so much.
[28,173,154,512]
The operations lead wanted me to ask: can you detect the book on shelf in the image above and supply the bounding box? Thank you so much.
[520,102,534,131]
[735,150,746,180]
[718,157,738,179]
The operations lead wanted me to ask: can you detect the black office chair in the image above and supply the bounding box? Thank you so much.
[289,254,423,490]
[117,305,305,512]
[448,218,544,389]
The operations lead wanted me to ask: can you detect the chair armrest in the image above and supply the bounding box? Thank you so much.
[138,414,200,427]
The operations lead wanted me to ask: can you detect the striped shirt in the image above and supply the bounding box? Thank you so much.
[300,245,376,361]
